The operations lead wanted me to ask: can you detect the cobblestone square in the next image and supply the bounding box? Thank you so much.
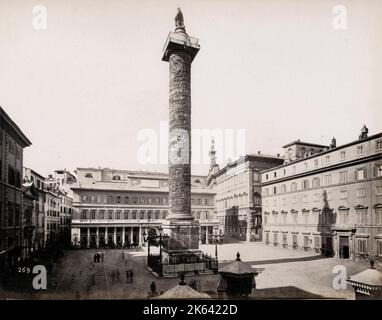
[4,242,379,300]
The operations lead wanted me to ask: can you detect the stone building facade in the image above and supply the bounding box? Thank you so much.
[70,168,218,248]
[0,107,31,276]
[207,153,284,242]
[262,126,382,260]
[23,167,47,249]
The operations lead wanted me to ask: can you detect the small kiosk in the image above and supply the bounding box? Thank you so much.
[217,252,259,299]
[347,260,382,300]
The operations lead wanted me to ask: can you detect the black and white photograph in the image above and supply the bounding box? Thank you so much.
[0,0,381,306]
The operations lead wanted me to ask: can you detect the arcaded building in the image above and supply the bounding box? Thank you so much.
[262,126,382,260]
[70,168,218,248]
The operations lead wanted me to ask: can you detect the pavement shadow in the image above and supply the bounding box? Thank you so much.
[250,286,342,300]
[220,254,330,266]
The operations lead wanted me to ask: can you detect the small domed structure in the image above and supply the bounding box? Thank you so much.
[347,260,382,300]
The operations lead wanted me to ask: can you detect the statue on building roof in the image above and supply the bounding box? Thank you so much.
[359,124,369,140]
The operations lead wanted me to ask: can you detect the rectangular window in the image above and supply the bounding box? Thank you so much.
[108,211,113,220]
[273,186,277,195]
[116,196,121,204]
[265,232,269,243]
[291,183,297,191]
[340,190,348,199]
[304,162,308,170]
[339,171,348,183]
[340,151,346,160]
[124,211,129,219]
[377,241,382,256]
[281,184,286,193]
[283,233,287,245]
[314,236,320,248]
[357,189,366,198]
[264,214,268,225]
[375,208,382,225]
[312,177,320,187]
[324,175,332,186]
[273,233,278,244]
[355,168,366,180]
[375,164,382,177]
[376,140,382,150]
[292,234,298,246]
[356,209,367,225]
[124,196,130,204]
[325,156,330,164]
[81,210,87,219]
[99,210,105,219]
[314,159,319,167]
[302,180,309,190]
[90,210,96,219]
[357,145,364,155]
[116,210,121,219]
[303,236,309,248]
[358,239,367,254]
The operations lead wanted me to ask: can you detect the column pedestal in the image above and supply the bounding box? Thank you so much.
[161,219,202,263]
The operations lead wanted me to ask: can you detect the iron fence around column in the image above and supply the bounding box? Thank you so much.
[147,253,218,277]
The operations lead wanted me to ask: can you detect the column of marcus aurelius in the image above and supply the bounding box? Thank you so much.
[160,9,202,267]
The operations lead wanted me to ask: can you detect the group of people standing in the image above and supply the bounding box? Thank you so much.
[93,251,104,263]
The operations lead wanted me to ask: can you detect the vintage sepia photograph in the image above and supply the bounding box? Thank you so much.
[0,0,381,305]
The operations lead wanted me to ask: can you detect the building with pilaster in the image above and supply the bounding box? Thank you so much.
[0,107,31,277]
[70,168,218,248]
[23,167,47,249]
[261,126,382,260]
[207,145,284,242]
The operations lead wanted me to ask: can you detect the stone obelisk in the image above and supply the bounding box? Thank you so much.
[161,8,201,267]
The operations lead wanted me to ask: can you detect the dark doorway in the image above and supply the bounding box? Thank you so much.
[339,236,349,259]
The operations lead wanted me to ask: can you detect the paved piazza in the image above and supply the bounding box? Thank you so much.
[4,242,380,300]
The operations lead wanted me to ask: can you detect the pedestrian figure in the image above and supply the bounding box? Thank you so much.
[116,269,120,281]
[126,270,130,283]
[129,269,134,283]
[122,251,124,260]
[93,254,96,263]
[101,252,104,262]
[150,281,157,296]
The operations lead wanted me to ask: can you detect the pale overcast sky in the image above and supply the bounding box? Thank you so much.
[0,0,381,177]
